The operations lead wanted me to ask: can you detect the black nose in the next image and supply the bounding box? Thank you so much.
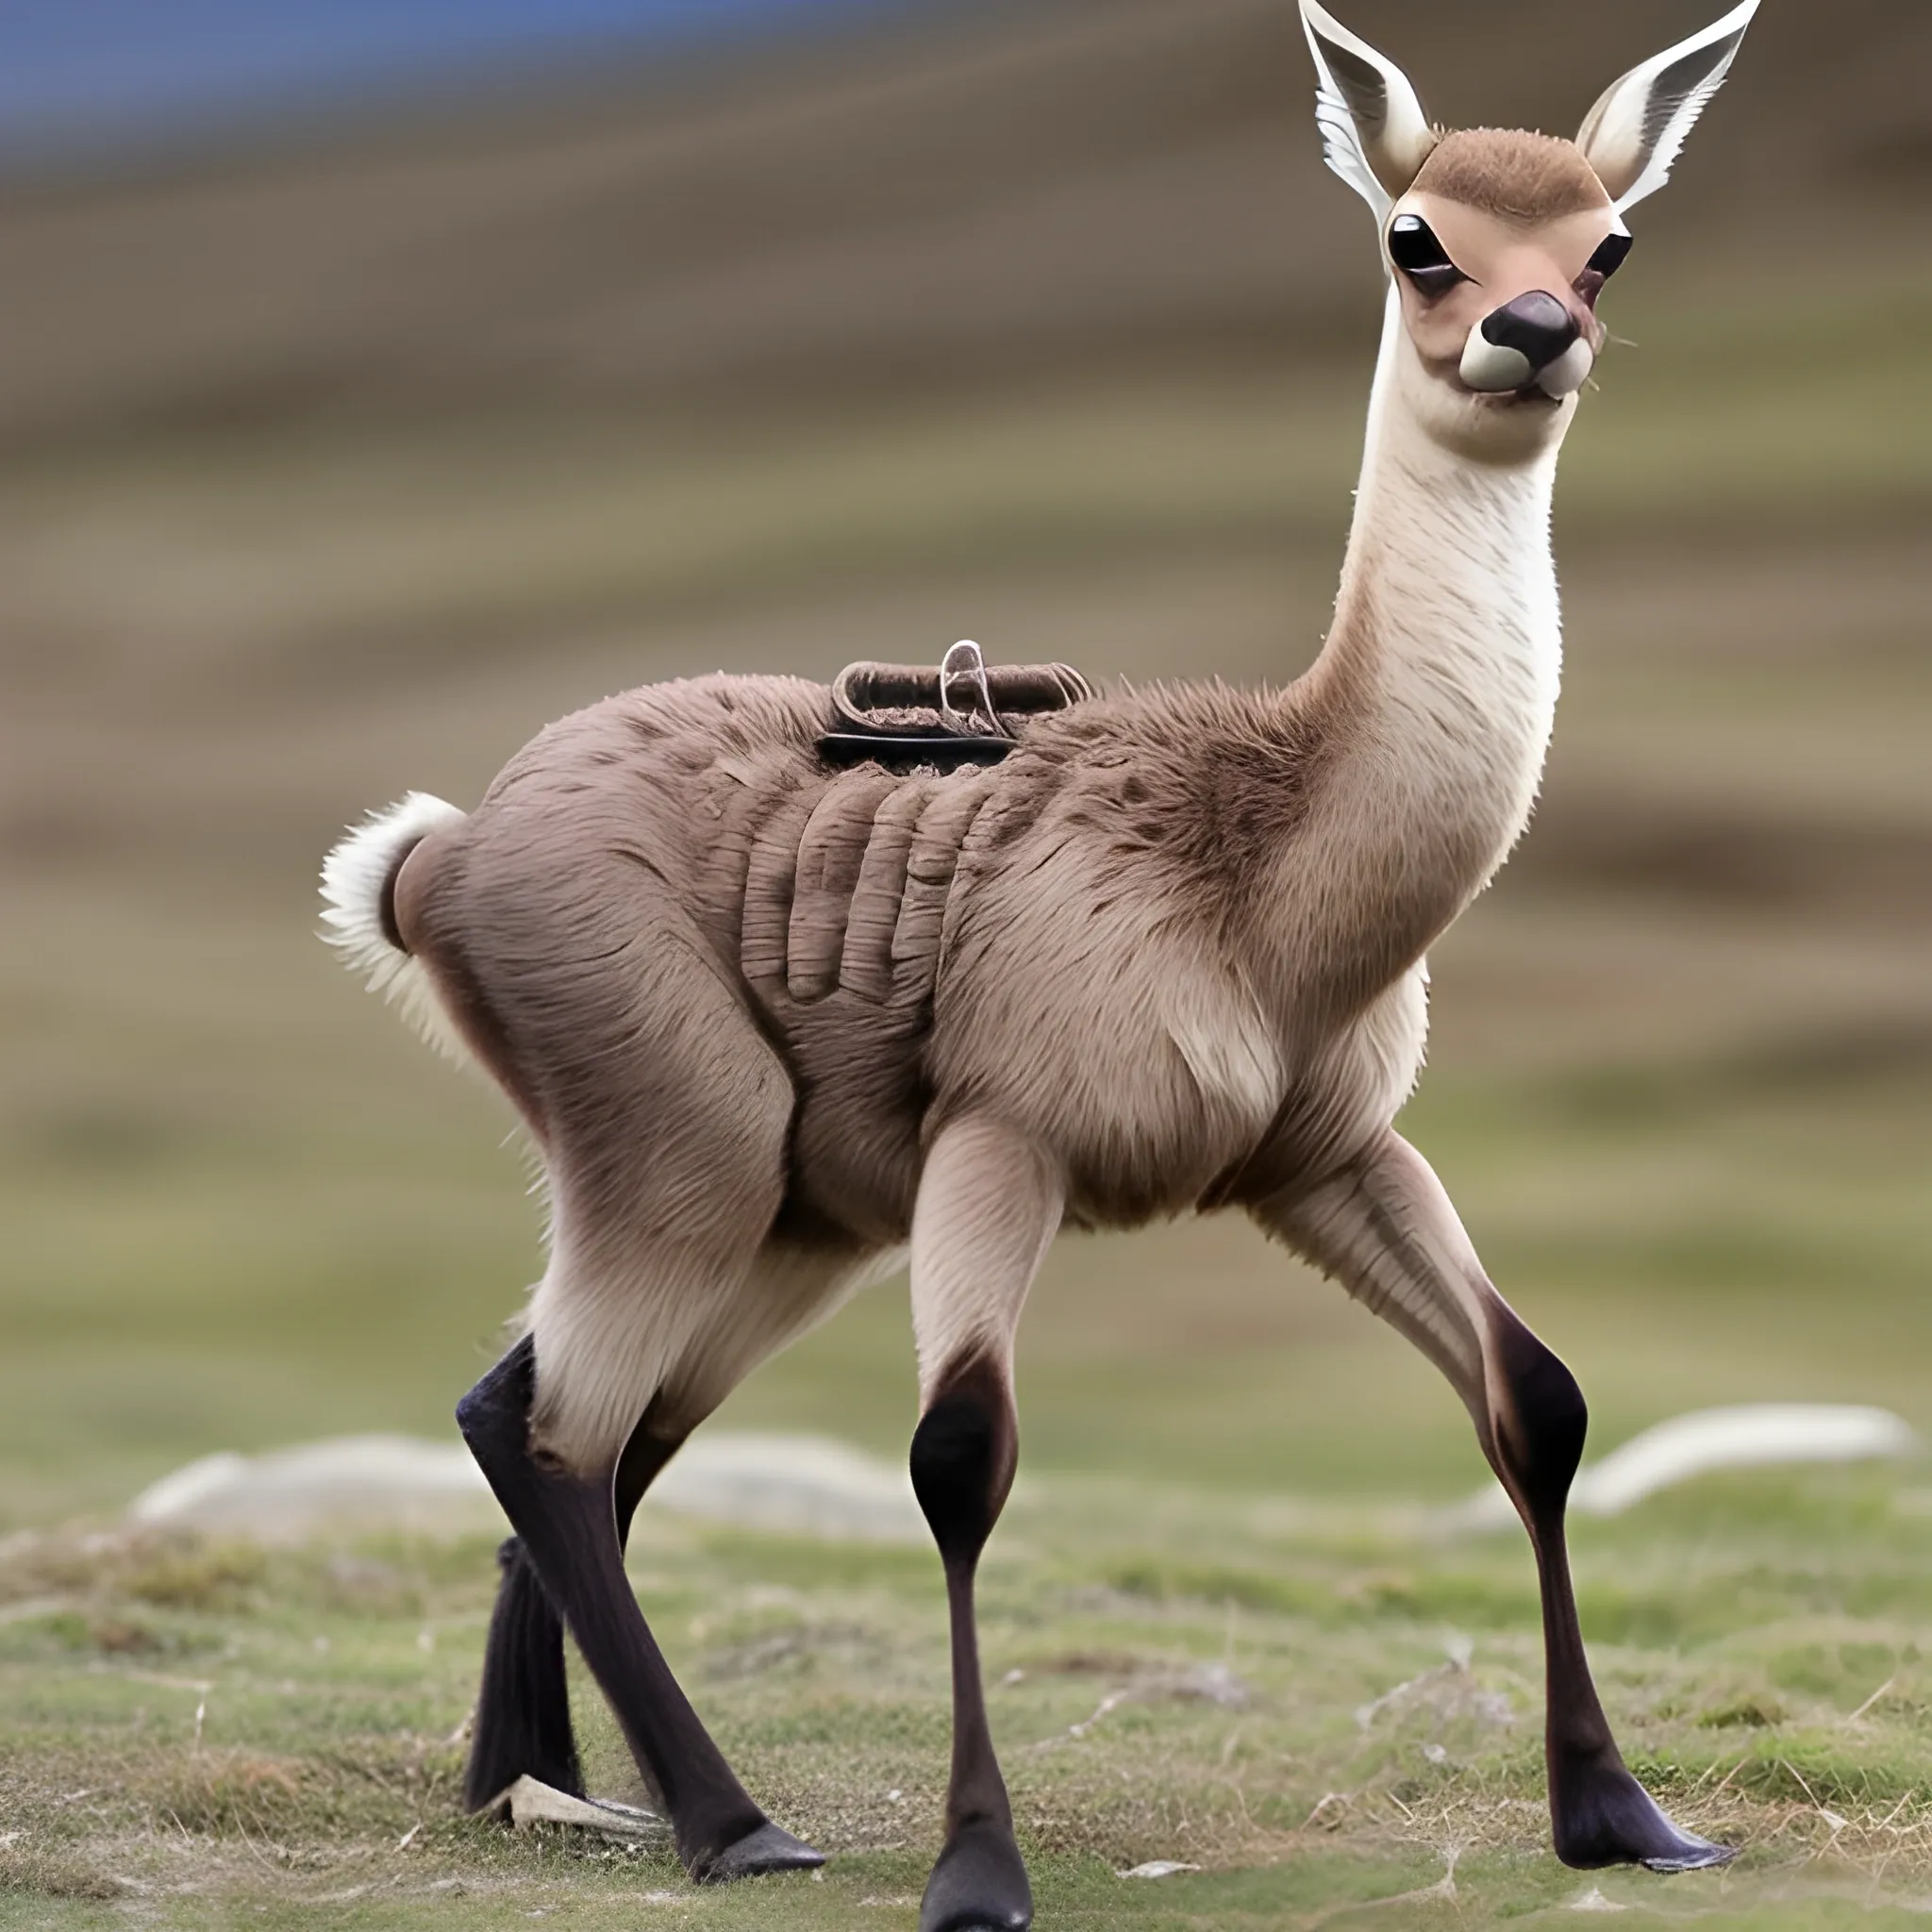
[1479,291,1579,373]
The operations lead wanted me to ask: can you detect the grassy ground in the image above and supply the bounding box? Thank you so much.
[9,1466,1932,1928]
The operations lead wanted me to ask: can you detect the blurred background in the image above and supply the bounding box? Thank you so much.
[2,0,1926,1533]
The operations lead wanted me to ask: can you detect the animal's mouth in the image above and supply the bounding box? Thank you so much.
[1451,375,1563,408]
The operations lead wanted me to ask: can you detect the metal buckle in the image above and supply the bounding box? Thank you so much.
[938,640,1003,739]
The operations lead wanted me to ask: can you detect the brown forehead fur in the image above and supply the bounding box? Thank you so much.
[1411,129,1608,224]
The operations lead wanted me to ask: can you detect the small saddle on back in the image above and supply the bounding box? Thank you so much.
[819,641,1093,769]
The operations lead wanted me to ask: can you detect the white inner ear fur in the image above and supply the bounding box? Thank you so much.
[1576,0,1758,211]
[1300,0,1437,216]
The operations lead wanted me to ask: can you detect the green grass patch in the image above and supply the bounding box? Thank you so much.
[8,1468,1932,1924]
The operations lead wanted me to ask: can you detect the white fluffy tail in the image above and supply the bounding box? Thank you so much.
[320,792,472,1067]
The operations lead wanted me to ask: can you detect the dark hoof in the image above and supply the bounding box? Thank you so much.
[1554,1756,1734,1874]
[693,1818,826,1883]
[920,1821,1032,1932]
[1638,1835,1735,1876]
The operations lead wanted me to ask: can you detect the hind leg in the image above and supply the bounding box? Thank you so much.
[455,931,826,1877]
[459,1338,822,1878]
[465,1238,903,1818]
[463,1405,687,1813]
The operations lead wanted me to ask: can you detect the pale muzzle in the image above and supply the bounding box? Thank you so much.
[1458,291,1593,398]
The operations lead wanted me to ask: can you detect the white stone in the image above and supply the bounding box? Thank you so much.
[127,1428,926,1544]
[652,1430,925,1543]
[128,1436,492,1540]
[1442,1404,1921,1532]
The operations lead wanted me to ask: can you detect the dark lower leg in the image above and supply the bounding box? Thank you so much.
[908,1356,1031,1932]
[457,1338,822,1879]
[1488,1313,1731,1874]
[463,1401,687,1812]
[464,1535,582,1808]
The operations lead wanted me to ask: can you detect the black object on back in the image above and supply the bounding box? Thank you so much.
[819,648,1091,770]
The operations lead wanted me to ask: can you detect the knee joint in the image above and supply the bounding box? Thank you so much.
[457,1334,538,1468]
[909,1358,1016,1569]
[1493,1317,1588,1514]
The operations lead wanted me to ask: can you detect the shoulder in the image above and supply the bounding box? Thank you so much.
[1005,679,1324,863]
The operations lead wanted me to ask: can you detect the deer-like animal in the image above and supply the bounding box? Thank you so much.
[322,3,1760,1924]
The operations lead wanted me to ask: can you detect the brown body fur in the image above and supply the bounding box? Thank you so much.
[388,662,1436,1457]
[396,673,1399,1270]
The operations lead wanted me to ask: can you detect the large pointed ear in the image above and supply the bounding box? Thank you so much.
[1299,0,1437,218]
[1576,0,1758,212]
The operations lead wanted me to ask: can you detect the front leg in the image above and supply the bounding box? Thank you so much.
[1257,1130,1731,1874]
[908,1117,1063,1932]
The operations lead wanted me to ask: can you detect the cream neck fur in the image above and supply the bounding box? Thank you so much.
[1289,287,1569,1002]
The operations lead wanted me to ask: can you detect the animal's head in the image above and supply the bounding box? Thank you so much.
[1301,0,1757,458]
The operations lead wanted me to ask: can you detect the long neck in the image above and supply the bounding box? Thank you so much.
[1286,289,1566,1007]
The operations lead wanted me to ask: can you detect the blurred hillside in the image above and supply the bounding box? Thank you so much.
[3,0,1929,446]
[0,0,1926,1527]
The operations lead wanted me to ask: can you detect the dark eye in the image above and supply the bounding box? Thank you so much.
[1574,230,1632,306]
[1387,213,1467,296]
[1586,231,1633,278]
